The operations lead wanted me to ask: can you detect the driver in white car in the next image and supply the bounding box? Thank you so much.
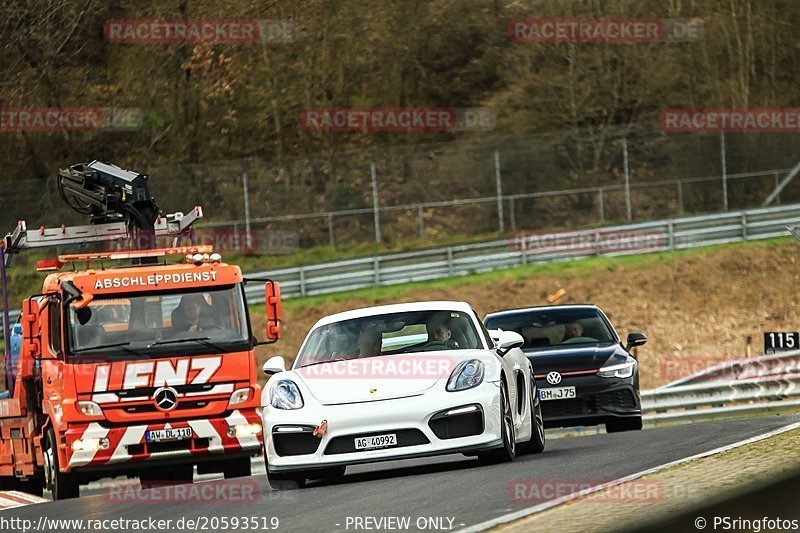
[426,314,459,348]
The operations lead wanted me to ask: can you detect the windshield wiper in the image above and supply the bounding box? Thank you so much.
[152,337,227,352]
[299,357,347,369]
[72,342,141,355]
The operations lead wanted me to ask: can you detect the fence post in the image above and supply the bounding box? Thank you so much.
[677,180,684,214]
[494,142,504,233]
[623,137,632,220]
[242,158,252,249]
[327,213,335,247]
[418,205,425,239]
[775,172,781,205]
[370,149,381,244]
[446,247,454,276]
[741,213,748,240]
[374,257,381,286]
[299,267,307,297]
[598,188,605,223]
[720,132,728,211]
[509,197,516,232]
[668,220,675,251]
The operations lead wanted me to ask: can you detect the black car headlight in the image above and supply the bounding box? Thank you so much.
[269,380,304,409]
[447,360,485,392]
[597,360,636,379]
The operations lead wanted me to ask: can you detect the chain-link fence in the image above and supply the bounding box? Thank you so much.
[3,123,800,251]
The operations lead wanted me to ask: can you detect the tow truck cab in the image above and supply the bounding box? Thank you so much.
[2,247,282,498]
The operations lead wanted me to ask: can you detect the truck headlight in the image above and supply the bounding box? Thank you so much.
[227,423,262,438]
[72,437,110,452]
[77,401,103,417]
[270,380,304,410]
[597,360,636,379]
[447,360,484,392]
[228,387,252,407]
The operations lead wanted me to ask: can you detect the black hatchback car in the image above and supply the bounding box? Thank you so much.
[484,305,646,433]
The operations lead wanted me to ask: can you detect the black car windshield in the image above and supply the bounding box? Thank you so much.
[66,285,250,358]
[485,308,615,349]
[295,309,481,367]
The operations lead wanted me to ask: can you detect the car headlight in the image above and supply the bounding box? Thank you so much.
[228,387,252,407]
[77,401,103,417]
[270,380,304,409]
[447,359,485,392]
[597,360,636,379]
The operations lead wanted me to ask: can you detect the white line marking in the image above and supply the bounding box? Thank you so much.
[458,420,800,532]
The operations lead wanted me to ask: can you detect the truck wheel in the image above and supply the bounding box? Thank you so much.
[45,429,79,500]
[223,457,251,479]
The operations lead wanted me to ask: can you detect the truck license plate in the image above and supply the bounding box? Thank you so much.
[146,427,193,443]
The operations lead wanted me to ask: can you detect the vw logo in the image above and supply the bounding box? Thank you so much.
[546,372,562,385]
[153,387,179,412]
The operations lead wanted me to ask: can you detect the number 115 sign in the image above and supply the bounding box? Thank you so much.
[764,332,799,354]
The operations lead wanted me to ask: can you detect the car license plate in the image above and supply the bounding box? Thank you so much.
[540,386,576,401]
[146,427,193,443]
[354,433,397,450]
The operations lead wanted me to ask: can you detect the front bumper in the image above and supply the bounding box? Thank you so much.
[64,409,263,471]
[536,374,641,429]
[262,381,505,472]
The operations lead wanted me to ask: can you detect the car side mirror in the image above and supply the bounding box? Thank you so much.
[626,332,647,351]
[263,355,287,375]
[497,330,524,355]
[264,281,283,342]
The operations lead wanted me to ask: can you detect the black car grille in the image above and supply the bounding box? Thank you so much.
[272,426,322,457]
[543,389,637,419]
[324,429,429,455]
[428,405,484,440]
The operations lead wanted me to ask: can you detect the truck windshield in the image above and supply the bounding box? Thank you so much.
[66,285,250,358]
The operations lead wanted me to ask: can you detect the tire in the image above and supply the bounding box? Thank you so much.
[605,416,643,433]
[45,429,80,500]
[478,381,516,464]
[518,377,545,455]
[223,457,252,479]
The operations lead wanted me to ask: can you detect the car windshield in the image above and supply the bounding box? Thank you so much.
[295,309,482,367]
[485,308,615,349]
[66,285,250,358]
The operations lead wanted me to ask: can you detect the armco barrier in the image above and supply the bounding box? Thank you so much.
[4,203,800,337]
[241,203,800,303]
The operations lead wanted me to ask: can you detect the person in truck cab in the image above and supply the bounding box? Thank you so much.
[171,293,217,333]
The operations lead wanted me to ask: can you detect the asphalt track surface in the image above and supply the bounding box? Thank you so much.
[3,414,799,533]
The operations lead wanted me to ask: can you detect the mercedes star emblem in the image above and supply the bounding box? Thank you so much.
[153,386,179,412]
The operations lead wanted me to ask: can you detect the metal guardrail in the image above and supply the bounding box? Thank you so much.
[241,202,800,303]
[641,351,800,424]
[4,203,800,338]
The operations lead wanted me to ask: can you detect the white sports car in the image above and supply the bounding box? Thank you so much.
[260,301,545,488]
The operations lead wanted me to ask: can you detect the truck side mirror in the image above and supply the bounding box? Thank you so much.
[264,280,283,342]
[61,281,93,309]
[21,298,41,363]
